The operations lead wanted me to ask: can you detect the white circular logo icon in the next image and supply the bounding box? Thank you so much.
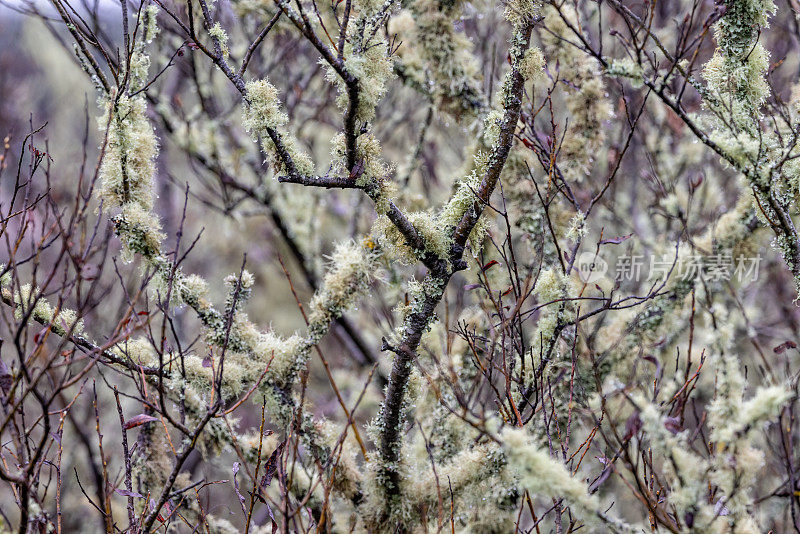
[575,252,608,283]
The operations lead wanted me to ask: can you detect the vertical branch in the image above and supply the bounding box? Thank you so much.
[376,16,536,519]
[114,387,136,529]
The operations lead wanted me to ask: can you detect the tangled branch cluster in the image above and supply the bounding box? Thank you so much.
[2,0,800,532]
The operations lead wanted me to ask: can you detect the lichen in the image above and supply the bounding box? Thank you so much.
[606,56,644,87]
[519,46,545,81]
[501,427,598,514]
[393,0,484,118]
[243,79,287,134]
[307,240,376,327]
[243,79,315,176]
[209,22,229,59]
[541,4,612,182]
[330,132,395,214]
[374,211,449,264]
[98,94,158,212]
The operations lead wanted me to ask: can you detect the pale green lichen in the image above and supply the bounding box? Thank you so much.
[11,284,84,336]
[374,211,449,264]
[605,56,644,87]
[503,0,540,27]
[634,350,790,533]
[704,0,776,121]
[482,109,504,147]
[331,132,395,213]
[144,5,159,43]
[113,338,159,367]
[501,427,598,514]
[438,150,491,255]
[254,331,305,386]
[394,0,484,118]
[179,274,210,305]
[696,0,800,295]
[114,202,165,261]
[564,211,587,241]
[709,354,790,443]
[128,51,151,89]
[333,44,393,123]
[243,79,288,133]
[307,240,376,327]
[243,79,315,176]
[127,8,159,90]
[88,20,361,523]
[528,267,574,364]
[519,47,545,81]
[542,4,612,182]
[704,43,772,125]
[0,265,10,288]
[387,9,414,36]
[98,94,158,212]
[702,0,776,134]
[638,401,718,529]
[209,22,229,59]
[320,0,395,123]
